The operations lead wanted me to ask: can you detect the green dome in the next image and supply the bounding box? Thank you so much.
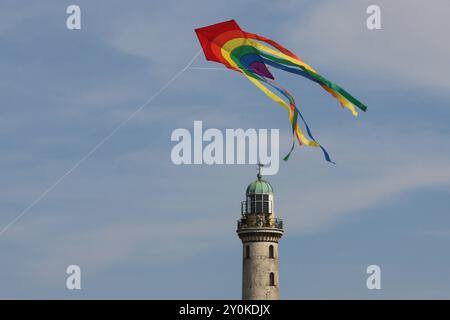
[246,177,273,194]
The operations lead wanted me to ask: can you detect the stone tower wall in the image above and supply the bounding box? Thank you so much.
[241,237,281,300]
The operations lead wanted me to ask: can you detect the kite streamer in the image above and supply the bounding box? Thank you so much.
[195,20,367,162]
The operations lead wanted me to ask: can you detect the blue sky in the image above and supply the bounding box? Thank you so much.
[0,0,449,299]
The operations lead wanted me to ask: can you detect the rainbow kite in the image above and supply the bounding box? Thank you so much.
[195,20,367,163]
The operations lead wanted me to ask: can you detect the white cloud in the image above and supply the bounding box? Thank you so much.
[281,160,450,234]
[2,214,233,288]
[276,123,450,234]
[100,1,229,67]
[284,0,450,89]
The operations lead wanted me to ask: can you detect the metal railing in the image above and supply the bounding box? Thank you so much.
[237,216,283,230]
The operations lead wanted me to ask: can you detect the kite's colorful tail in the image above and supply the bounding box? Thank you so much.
[195,20,367,163]
[228,34,366,163]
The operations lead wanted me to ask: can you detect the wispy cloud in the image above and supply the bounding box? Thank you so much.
[284,0,450,89]
[274,121,450,233]
[411,228,450,238]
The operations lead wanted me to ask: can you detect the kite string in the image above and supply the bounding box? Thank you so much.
[187,66,228,71]
[0,49,202,237]
[182,50,203,71]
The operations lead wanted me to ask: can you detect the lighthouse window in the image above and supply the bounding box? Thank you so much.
[269,245,274,258]
[269,272,275,286]
[263,201,269,213]
[247,194,271,214]
[245,245,250,259]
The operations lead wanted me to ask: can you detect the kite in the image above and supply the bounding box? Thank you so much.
[194,20,367,163]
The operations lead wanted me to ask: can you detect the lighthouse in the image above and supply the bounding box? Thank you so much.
[236,165,284,300]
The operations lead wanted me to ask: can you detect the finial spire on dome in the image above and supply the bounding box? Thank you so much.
[257,162,264,180]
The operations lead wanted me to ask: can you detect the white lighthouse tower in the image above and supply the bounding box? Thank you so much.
[236,165,284,300]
